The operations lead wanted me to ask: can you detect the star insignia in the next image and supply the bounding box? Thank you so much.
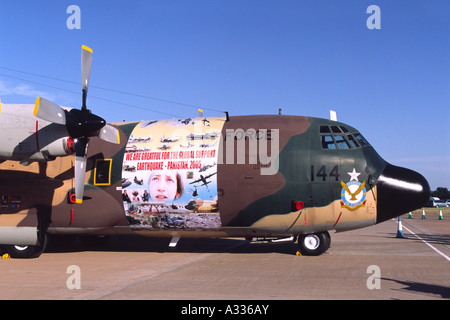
[347,168,361,181]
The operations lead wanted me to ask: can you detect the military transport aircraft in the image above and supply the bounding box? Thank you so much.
[0,46,430,258]
[189,172,217,188]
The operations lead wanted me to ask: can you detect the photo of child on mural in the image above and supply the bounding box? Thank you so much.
[149,170,183,202]
[121,117,225,231]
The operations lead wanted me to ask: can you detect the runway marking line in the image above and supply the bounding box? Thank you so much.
[395,219,450,262]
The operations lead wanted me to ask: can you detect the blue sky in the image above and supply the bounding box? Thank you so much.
[0,0,448,190]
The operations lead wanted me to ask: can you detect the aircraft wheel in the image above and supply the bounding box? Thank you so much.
[5,232,48,259]
[297,231,330,256]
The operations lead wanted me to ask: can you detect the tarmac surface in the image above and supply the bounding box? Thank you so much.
[0,213,449,300]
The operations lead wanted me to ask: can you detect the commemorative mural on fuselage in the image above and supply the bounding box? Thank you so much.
[122,117,225,231]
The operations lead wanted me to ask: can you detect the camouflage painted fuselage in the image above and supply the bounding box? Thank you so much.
[0,110,430,247]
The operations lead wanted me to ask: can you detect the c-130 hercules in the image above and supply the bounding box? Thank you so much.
[0,46,430,258]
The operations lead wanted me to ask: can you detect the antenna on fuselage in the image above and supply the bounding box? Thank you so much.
[330,110,337,121]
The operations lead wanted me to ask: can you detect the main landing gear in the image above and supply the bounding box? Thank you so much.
[249,231,331,256]
[296,231,331,256]
[4,233,48,259]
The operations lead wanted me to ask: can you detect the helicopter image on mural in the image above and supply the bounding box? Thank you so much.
[0,46,430,258]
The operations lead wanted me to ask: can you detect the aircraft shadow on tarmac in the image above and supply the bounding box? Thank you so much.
[45,235,299,255]
[43,231,450,256]
[382,278,450,299]
[406,233,450,246]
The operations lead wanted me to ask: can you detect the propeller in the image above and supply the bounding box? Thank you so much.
[33,45,120,203]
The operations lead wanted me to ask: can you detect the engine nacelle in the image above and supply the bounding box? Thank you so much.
[30,136,74,161]
[0,103,74,163]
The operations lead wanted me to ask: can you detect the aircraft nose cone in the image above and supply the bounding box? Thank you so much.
[376,163,430,223]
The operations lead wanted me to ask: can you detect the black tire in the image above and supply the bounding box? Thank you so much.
[297,231,330,256]
[5,232,48,259]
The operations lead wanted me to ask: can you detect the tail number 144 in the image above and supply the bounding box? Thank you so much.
[311,165,340,182]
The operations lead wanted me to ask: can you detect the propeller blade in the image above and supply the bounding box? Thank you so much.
[81,45,93,110]
[81,45,93,91]
[74,137,89,204]
[98,124,120,144]
[30,45,115,205]
[34,97,66,125]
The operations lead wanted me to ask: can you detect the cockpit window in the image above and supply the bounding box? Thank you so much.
[319,126,370,150]
[331,126,341,133]
[321,135,336,149]
[320,126,331,133]
[334,135,350,149]
[347,134,360,148]
[353,133,369,147]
